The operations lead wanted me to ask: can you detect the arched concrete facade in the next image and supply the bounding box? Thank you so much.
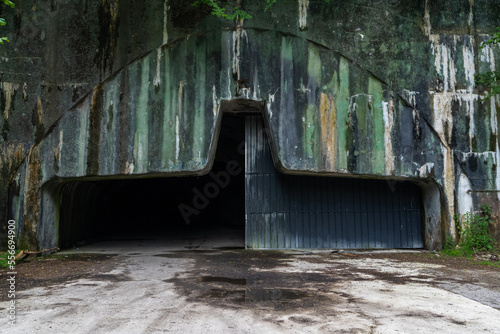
[2,0,500,250]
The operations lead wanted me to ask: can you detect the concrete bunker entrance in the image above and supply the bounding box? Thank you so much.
[58,115,246,249]
[55,110,438,251]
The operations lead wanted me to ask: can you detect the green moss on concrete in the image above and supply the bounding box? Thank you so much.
[368,76,385,175]
[133,56,151,174]
[334,57,350,170]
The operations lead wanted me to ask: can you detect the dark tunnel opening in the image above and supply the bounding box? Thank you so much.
[58,115,246,249]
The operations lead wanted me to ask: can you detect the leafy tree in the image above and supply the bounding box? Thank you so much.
[475,27,500,100]
[0,0,15,44]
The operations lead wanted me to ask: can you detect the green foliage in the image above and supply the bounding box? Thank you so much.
[452,204,496,256]
[481,27,500,49]
[442,236,458,254]
[192,0,253,21]
[476,260,500,268]
[475,71,500,100]
[0,250,22,269]
[2,0,15,8]
[475,27,500,100]
[264,0,277,11]
[193,0,331,21]
[0,0,14,45]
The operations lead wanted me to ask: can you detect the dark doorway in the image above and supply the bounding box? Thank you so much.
[58,115,246,249]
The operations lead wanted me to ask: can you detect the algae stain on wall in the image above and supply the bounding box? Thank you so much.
[303,44,321,162]
[162,50,176,168]
[333,56,350,171]
[133,57,151,174]
[193,40,207,164]
[368,76,385,175]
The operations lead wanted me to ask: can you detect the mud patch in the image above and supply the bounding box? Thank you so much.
[200,276,247,285]
[154,250,221,258]
[0,253,118,301]
[244,288,309,302]
[90,273,132,282]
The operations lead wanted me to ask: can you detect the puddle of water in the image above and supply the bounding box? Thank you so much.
[206,288,246,300]
[202,286,308,303]
[200,276,247,285]
[245,288,308,302]
[199,276,308,303]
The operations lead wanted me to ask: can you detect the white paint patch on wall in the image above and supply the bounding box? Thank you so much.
[212,85,218,117]
[479,43,498,171]
[125,161,134,174]
[457,171,474,215]
[491,96,498,136]
[431,41,453,92]
[382,99,394,174]
[426,7,481,152]
[496,140,500,203]
[429,90,481,149]
[463,43,475,87]
[419,163,434,178]
[232,27,248,80]
[298,0,309,30]
[267,88,279,120]
[403,90,418,108]
[430,92,453,144]
[479,43,495,67]
[461,151,496,162]
[154,48,162,88]
[462,38,477,149]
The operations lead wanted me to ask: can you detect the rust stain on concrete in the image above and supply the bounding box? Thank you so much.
[23,145,43,249]
[320,92,336,169]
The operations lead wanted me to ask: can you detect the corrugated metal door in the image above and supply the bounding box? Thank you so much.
[245,116,423,249]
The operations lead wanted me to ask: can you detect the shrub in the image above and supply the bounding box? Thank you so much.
[453,204,496,256]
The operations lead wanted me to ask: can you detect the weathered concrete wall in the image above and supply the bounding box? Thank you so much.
[1,0,499,249]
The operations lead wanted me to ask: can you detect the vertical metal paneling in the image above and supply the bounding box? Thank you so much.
[245,116,423,249]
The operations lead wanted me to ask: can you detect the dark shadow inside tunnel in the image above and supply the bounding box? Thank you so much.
[58,115,246,249]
